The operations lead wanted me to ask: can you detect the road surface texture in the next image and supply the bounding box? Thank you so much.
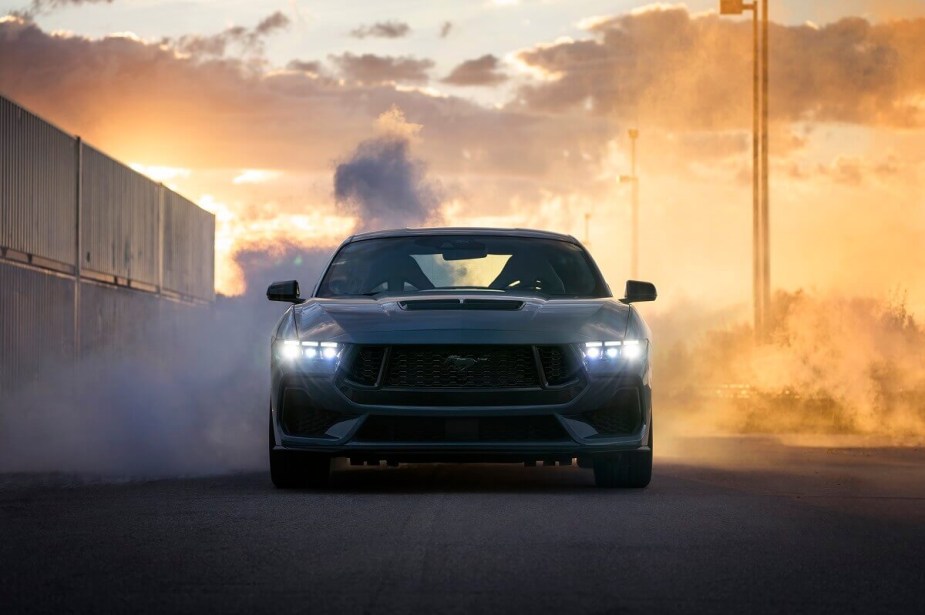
[1,437,923,614]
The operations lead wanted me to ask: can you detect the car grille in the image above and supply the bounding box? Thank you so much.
[385,345,540,388]
[355,415,569,442]
[280,388,352,437]
[537,345,580,385]
[347,346,386,386]
[581,389,642,435]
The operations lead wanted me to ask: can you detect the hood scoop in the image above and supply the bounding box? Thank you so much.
[399,298,525,311]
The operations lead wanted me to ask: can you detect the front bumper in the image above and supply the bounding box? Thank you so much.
[270,360,652,461]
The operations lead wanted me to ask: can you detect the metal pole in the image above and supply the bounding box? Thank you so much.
[628,129,639,279]
[752,2,763,339]
[720,0,766,339]
[74,137,82,362]
[760,0,771,338]
[158,184,164,296]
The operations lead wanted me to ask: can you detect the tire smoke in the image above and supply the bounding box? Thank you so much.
[0,106,446,479]
[653,290,925,443]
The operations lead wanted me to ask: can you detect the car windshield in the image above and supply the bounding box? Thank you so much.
[316,235,609,298]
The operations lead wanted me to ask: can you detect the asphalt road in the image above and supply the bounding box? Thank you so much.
[1,438,924,614]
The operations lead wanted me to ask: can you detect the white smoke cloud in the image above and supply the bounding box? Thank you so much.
[0,116,447,480]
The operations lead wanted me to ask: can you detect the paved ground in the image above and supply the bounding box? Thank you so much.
[1,437,924,614]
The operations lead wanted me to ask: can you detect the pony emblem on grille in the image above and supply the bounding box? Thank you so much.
[444,355,488,372]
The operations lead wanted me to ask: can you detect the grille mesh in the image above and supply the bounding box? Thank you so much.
[582,390,642,435]
[281,388,351,437]
[347,346,386,385]
[385,345,539,388]
[537,346,579,385]
[355,415,568,442]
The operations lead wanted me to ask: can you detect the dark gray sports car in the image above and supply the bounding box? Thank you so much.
[267,228,656,488]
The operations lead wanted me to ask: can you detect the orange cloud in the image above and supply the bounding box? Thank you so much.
[513,7,925,128]
[2,11,924,317]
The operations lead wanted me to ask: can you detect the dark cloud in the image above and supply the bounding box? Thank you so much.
[814,153,905,185]
[514,7,925,128]
[330,52,433,84]
[167,10,290,60]
[439,21,453,38]
[13,0,113,19]
[334,132,442,233]
[286,59,322,75]
[443,54,508,86]
[254,11,289,36]
[349,20,411,39]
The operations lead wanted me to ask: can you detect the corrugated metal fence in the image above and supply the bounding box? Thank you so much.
[162,187,215,300]
[0,96,77,268]
[0,94,215,397]
[81,144,161,288]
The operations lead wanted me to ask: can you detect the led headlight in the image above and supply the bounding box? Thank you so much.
[278,340,341,361]
[583,340,646,362]
[281,339,302,360]
[621,340,643,360]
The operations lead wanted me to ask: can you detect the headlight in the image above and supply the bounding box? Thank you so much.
[278,340,341,361]
[583,340,646,362]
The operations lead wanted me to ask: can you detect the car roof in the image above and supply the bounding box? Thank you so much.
[346,227,581,244]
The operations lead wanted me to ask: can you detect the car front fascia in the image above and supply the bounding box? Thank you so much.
[270,345,652,459]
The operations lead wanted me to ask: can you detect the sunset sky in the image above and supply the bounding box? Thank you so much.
[1,0,923,318]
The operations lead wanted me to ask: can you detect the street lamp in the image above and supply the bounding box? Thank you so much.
[720,0,770,340]
[720,0,747,13]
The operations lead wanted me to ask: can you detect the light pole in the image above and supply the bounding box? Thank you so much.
[720,0,770,339]
[620,129,640,279]
[760,0,770,339]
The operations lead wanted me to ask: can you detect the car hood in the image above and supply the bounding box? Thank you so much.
[294,294,630,345]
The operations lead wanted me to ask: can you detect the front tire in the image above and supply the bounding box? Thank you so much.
[593,421,652,488]
[269,411,331,489]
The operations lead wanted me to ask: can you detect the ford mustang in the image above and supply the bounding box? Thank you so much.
[266,228,656,488]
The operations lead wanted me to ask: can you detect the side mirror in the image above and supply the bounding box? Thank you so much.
[621,280,657,304]
[267,280,303,303]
